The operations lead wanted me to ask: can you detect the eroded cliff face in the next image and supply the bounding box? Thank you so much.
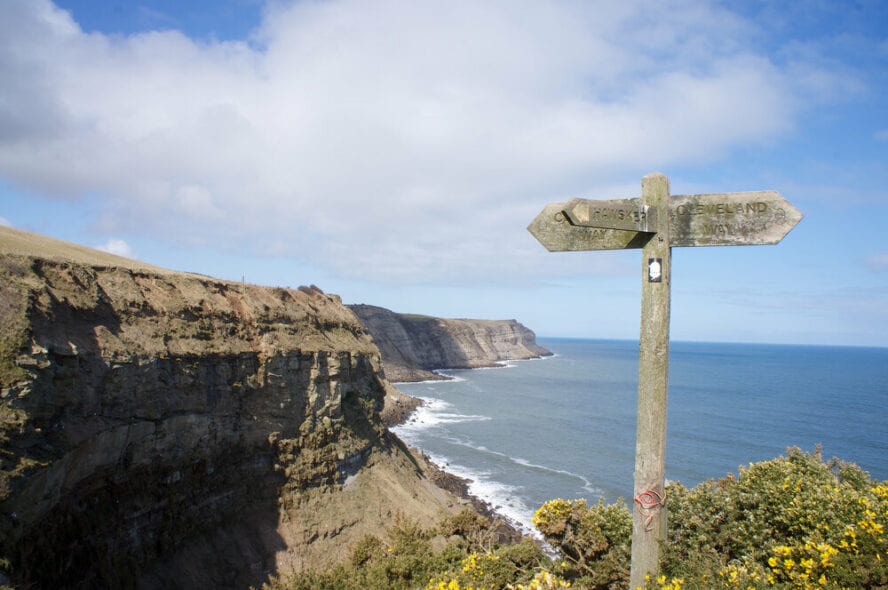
[348,305,552,382]
[0,227,463,589]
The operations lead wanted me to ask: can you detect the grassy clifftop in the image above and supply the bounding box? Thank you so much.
[0,225,179,275]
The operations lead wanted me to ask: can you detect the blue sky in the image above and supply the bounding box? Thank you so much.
[1,0,886,346]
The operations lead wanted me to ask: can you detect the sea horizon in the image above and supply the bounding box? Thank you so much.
[536,335,888,351]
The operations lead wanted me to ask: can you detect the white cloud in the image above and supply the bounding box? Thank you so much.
[0,216,11,227]
[94,239,135,258]
[0,0,854,285]
[875,130,888,142]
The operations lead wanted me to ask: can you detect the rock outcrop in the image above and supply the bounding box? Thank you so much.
[348,304,552,382]
[0,226,465,589]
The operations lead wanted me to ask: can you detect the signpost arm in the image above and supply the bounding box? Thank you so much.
[630,172,671,589]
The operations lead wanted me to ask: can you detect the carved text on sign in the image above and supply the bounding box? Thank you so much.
[527,202,652,252]
[668,191,801,247]
[563,198,656,232]
[555,190,801,249]
[673,201,769,216]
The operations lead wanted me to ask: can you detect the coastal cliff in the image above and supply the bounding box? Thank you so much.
[348,304,552,382]
[0,226,465,589]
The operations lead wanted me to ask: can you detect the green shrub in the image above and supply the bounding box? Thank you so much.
[425,538,552,590]
[267,513,549,590]
[533,497,631,589]
[651,447,888,589]
[438,508,500,553]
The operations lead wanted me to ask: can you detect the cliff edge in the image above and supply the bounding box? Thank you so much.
[0,226,465,589]
[348,304,552,382]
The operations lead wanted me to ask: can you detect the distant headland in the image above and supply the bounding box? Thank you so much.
[348,304,552,383]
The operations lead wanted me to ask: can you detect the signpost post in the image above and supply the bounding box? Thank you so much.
[528,173,802,589]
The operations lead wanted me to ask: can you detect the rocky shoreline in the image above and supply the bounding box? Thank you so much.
[384,389,525,544]
[421,449,524,544]
[380,385,424,427]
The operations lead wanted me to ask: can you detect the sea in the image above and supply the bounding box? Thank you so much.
[392,338,888,535]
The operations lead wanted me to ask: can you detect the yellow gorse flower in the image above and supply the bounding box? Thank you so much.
[506,570,571,589]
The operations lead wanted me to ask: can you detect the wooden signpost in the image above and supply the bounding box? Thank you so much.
[528,173,802,589]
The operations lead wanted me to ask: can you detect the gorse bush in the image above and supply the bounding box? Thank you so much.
[269,449,887,590]
[532,498,631,589]
[267,510,552,590]
[425,542,568,590]
[653,447,888,589]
